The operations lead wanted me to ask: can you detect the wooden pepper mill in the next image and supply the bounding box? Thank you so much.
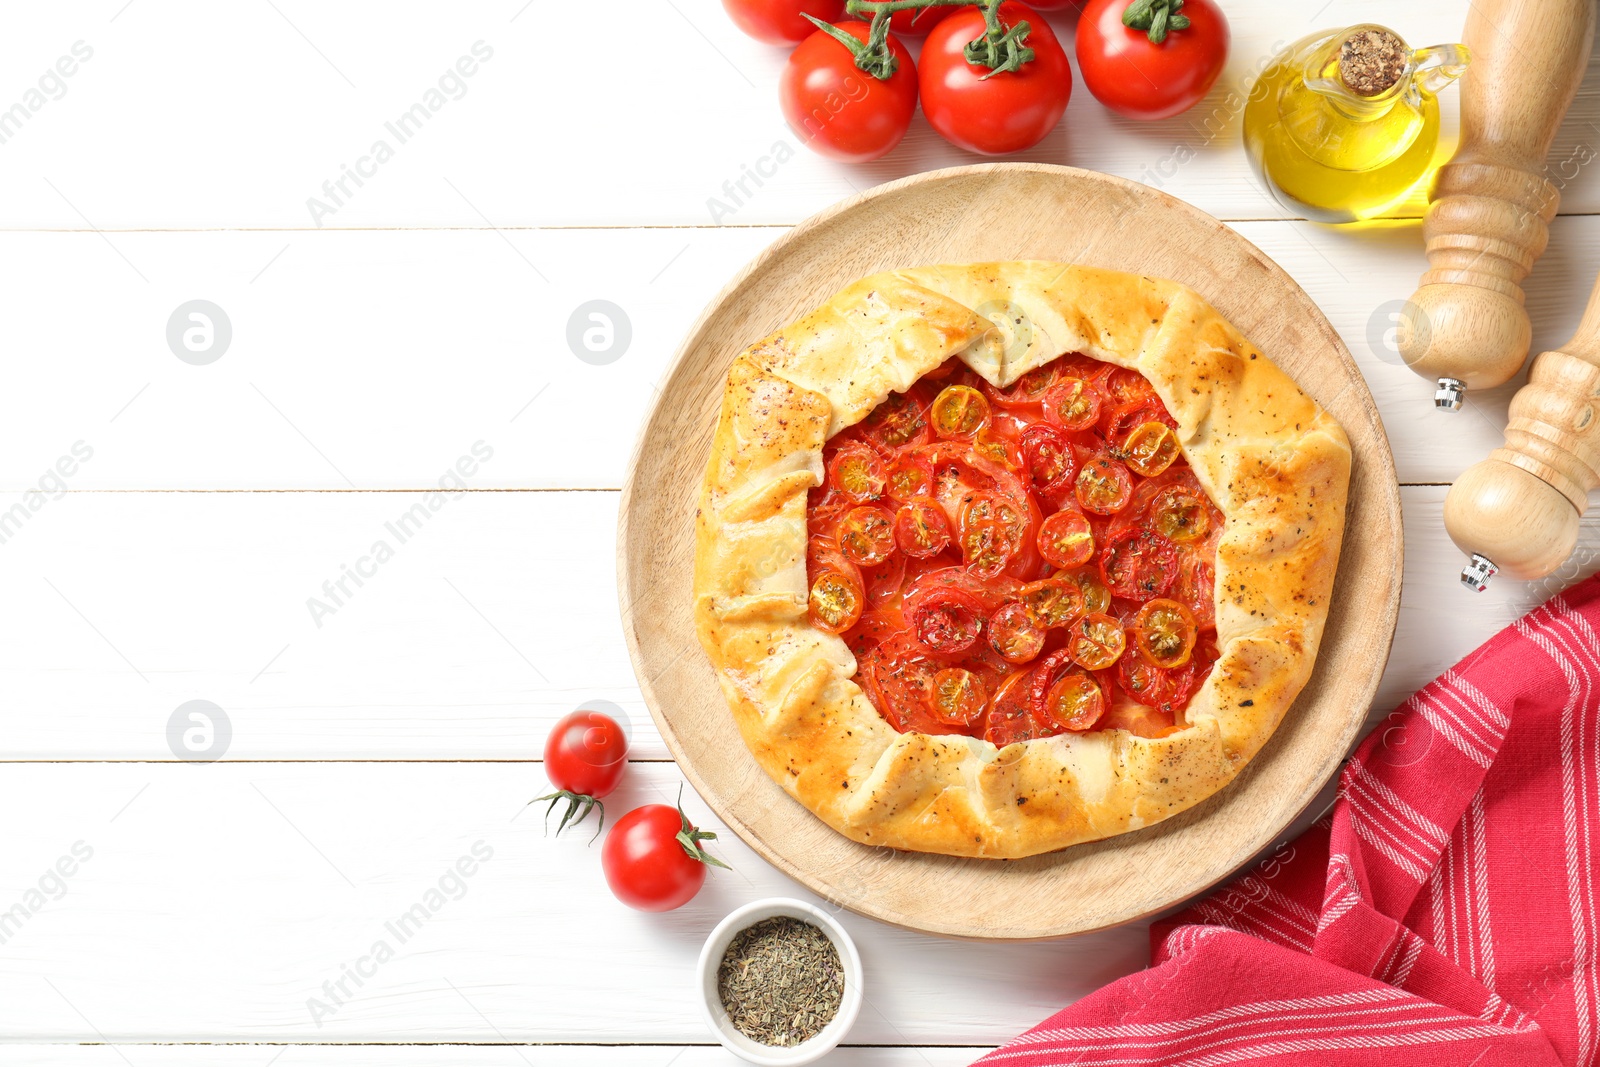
[1445,271,1600,589]
[1399,0,1595,411]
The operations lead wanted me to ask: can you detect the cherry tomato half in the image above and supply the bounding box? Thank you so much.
[1175,551,1216,628]
[1021,423,1077,493]
[1030,650,1106,732]
[1070,611,1126,670]
[1150,485,1211,542]
[1076,455,1134,514]
[838,505,895,565]
[1120,420,1180,477]
[828,442,886,503]
[809,569,864,633]
[929,667,987,725]
[894,499,953,558]
[1038,509,1095,569]
[1133,597,1198,668]
[780,22,919,162]
[930,384,991,439]
[986,364,1058,409]
[1044,377,1102,431]
[861,389,930,451]
[988,601,1047,663]
[906,586,986,654]
[883,452,934,501]
[1076,0,1230,121]
[919,2,1073,156]
[1100,527,1179,601]
[1018,577,1083,629]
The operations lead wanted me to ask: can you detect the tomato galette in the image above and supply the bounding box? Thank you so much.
[692,263,1350,859]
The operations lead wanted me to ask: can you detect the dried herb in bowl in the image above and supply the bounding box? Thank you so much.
[716,916,845,1047]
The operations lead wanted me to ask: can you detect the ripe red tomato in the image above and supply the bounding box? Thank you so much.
[535,708,628,837]
[601,800,728,912]
[780,22,918,162]
[723,0,846,45]
[919,3,1073,155]
[1076,0,1230,120]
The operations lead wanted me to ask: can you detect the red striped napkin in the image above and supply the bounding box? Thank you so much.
[975,575,1600,1066]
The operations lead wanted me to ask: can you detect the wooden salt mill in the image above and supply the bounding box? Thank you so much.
[1399,0,1595,411]
[1445,271,1600,589]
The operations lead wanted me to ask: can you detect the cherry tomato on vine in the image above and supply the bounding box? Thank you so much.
[919,2,1073,156]
[780,22,918,162]
[533,708,628,839]
[601,798,728,912]
[723,0,846,45]
[1076,0,1230,120]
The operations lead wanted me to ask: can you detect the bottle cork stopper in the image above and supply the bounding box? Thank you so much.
[1340,29,1407,96]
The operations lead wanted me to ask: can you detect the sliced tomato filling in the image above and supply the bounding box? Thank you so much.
[807,355,1223,745]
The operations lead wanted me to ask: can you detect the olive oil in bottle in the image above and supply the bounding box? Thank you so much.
[1244,25,1469,223]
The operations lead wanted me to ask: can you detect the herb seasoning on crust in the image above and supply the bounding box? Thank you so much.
[717,916,844,1046]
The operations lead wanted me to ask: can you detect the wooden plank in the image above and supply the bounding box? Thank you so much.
[0,487,1593,762]
[0,1,1595,228]
[1,219,1598,493]
[0,761,1151,1044]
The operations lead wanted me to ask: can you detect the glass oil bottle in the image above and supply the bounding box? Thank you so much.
[1243,25,1469,223]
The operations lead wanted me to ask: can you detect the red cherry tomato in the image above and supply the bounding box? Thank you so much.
[1044,377,1102,431]
[1118,653,1195,710]
[601,801,727,912]
[894,499,953,558]
[1018,577,1083,629]
[1020,423,1077,493]
[905,585,986,654]
[828,441,886,502]
[838,505,896,565]
[1120,421,1181,477]
[1070,611,1126,670]
[1076,0,1229,121]
[723,0,846,45]
[988,601,1047,663]
[809,569,865,633]
[535,708,629,838]
[1075,454,1134,514]
[1150,484,1211,542]
[930,384,991,439]
[929,667,988,725]
[919,3,1073,155]
[1133,597,1198,668]
[1038,509,1095,569]
[862,390,930,451]
[1030,649,1106,732]
[780,23,918,162]
[1100,526,1178,600]
[1174,550,1217,628]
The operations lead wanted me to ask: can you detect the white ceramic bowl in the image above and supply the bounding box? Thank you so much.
[696,896,864,1066]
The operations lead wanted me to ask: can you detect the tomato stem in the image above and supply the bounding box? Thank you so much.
[841,0,1036,79]
[803,13,899,80]
[1121,0,1191,44]
[531,789,605,843]
[673,786,732,870]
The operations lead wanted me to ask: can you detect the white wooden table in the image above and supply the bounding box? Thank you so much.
[2,2,1598,1063]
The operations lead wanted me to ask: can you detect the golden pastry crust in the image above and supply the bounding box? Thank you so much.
[693,263,1350,859]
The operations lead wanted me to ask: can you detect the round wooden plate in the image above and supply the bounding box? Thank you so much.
[617,163,1402,940]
